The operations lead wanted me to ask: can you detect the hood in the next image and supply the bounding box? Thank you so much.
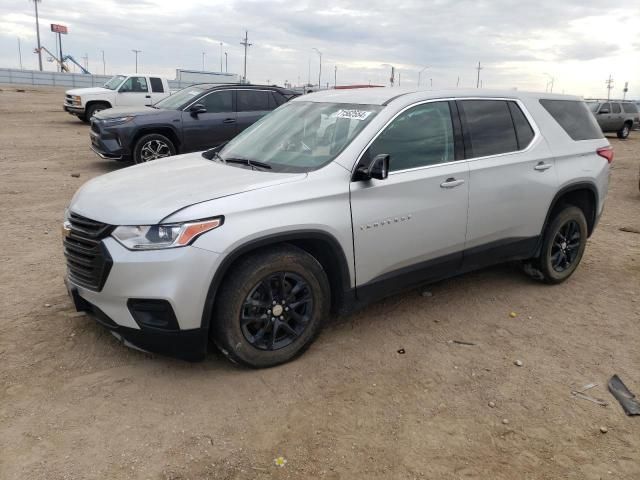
[69,152,307,225]
[66,87,111,96]
[94,106,166,119]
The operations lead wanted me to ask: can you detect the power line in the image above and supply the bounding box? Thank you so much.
[240,30,252,82]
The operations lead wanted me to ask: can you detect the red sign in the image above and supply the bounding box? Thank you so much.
[51,24,68,34]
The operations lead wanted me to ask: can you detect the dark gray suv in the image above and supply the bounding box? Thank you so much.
[588,100,639,139]
[89,84,298,163]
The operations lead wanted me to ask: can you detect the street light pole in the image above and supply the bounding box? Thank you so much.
[219,42,223,72]
[313,48,322,89]
[18,38,23,69]
[132,49,141,73]
[202,51,205,71]
[225,52,228,73]
[101,50,105,75]
[334,65,337,88]
[32,0,43,71]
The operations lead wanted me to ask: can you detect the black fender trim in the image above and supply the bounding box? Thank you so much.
[200,230,353,331]
[536,181,599,254]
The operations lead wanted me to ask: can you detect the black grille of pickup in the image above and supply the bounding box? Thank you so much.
[63,212,114,291]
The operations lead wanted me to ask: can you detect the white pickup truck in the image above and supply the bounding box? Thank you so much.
[63,74,171,122]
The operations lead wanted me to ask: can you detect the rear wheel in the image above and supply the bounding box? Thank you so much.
[211,245,330,368]
[617,122,631,139]
[535,206,588,284]
[133,133,176,163]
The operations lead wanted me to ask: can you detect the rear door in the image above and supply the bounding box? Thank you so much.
[236,90,273,133]
[181,90,236,151]
[148,77,166,104]
[459,99,557,269]
[350,101,469,290]
[116,76,152,107]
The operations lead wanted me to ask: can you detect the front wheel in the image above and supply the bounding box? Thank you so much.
[133,133,176,164]
[536,206,588,284]
[617,123,631,139]
[211,245,330,368]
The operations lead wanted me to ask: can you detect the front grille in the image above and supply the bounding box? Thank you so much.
[64,212,114,291]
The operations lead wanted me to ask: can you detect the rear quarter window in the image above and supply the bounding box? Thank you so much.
[539,99,604,141]
[622,103,638,114]
[150,77,164,93]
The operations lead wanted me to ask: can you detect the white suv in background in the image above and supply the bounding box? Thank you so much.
[63,88,611,368]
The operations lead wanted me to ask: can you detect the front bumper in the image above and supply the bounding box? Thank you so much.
[63,103,85,115]
[66,237,222,361]
[89,120,131,161]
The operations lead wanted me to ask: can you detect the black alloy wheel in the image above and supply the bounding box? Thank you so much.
[549,220,581,273]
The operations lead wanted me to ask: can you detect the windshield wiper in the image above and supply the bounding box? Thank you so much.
[225,157,272,170]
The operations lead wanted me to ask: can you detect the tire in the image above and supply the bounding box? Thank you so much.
[85,102,109,121]
[211,245,331,368]
[536,206,588,284]
[617,122,631,139]
[77,113,88,123]
[133,133,176,164]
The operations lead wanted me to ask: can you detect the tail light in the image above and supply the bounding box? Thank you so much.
[596,146,614,164]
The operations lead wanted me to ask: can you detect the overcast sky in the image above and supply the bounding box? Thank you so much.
[1,0,638,98]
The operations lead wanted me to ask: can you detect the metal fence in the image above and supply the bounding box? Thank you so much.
[0,68,203,90]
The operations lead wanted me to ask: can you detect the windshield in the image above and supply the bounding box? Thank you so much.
[154,86,208,110]
[103,75,126,90]
[216,102,383,173]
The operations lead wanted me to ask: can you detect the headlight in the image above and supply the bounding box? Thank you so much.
[111,217,223,250]
[73,95,81,105]
[101,116,134,125]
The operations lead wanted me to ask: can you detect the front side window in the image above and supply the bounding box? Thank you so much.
[120,76,148,93]
[202,91,233,113]
[458,100,518,157]
[216,102,382,173]
[368,102,454,171]
[599,102,611,113]
[237,90,270,112]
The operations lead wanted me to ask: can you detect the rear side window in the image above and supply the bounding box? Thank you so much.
[237,90,270,112]
[458,100,518,157]
[272,91,287,107]
[622,103,638,113]
[612,103,621,114]
[539,99,604,141]
[507,102,535,149]
[149,77,164,93]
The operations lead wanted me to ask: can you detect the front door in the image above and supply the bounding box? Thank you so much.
[350,101,469,291]
[116,76,152,107]
[181,90,236,151]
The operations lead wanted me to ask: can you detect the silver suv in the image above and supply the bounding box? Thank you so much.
[63,89,612,368]
[588,100,639,138]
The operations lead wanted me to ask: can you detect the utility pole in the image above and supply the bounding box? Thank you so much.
[225,52,228,73]
[476,61,482,88]
[219,42,223,72]
[101,50,105,75]
[240,30,252,82]
[605,74,614,101]
[456,76,460,88]
[313,48,322,89]
[32,0,43,71]
[334,65,337,88]
[202,51,205,71]
[132,49,141,73]
[307,58,311,86]
[18,38,23,69]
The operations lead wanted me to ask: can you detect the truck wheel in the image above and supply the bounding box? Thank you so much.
[85,102,110,120]
[211,245,330,368]
[535,206,588,284]
[133,134,176,163]
[617,122,631,139]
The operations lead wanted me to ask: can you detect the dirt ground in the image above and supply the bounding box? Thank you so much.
[0,86,639,480]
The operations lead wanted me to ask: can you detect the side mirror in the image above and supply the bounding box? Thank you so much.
[190,103,207,116]
[353,154,390,181]
[599,109,609,114]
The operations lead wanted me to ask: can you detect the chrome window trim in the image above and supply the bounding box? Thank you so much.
[353,96,541,176]
[182,89,273,112]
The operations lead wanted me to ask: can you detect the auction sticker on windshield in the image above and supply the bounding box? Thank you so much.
[334,109,373,121]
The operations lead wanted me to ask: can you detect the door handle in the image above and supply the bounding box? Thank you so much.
[534,162,552,171]
[223,118,236,124]
[145,95,151,98]
[440,178,465,188]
